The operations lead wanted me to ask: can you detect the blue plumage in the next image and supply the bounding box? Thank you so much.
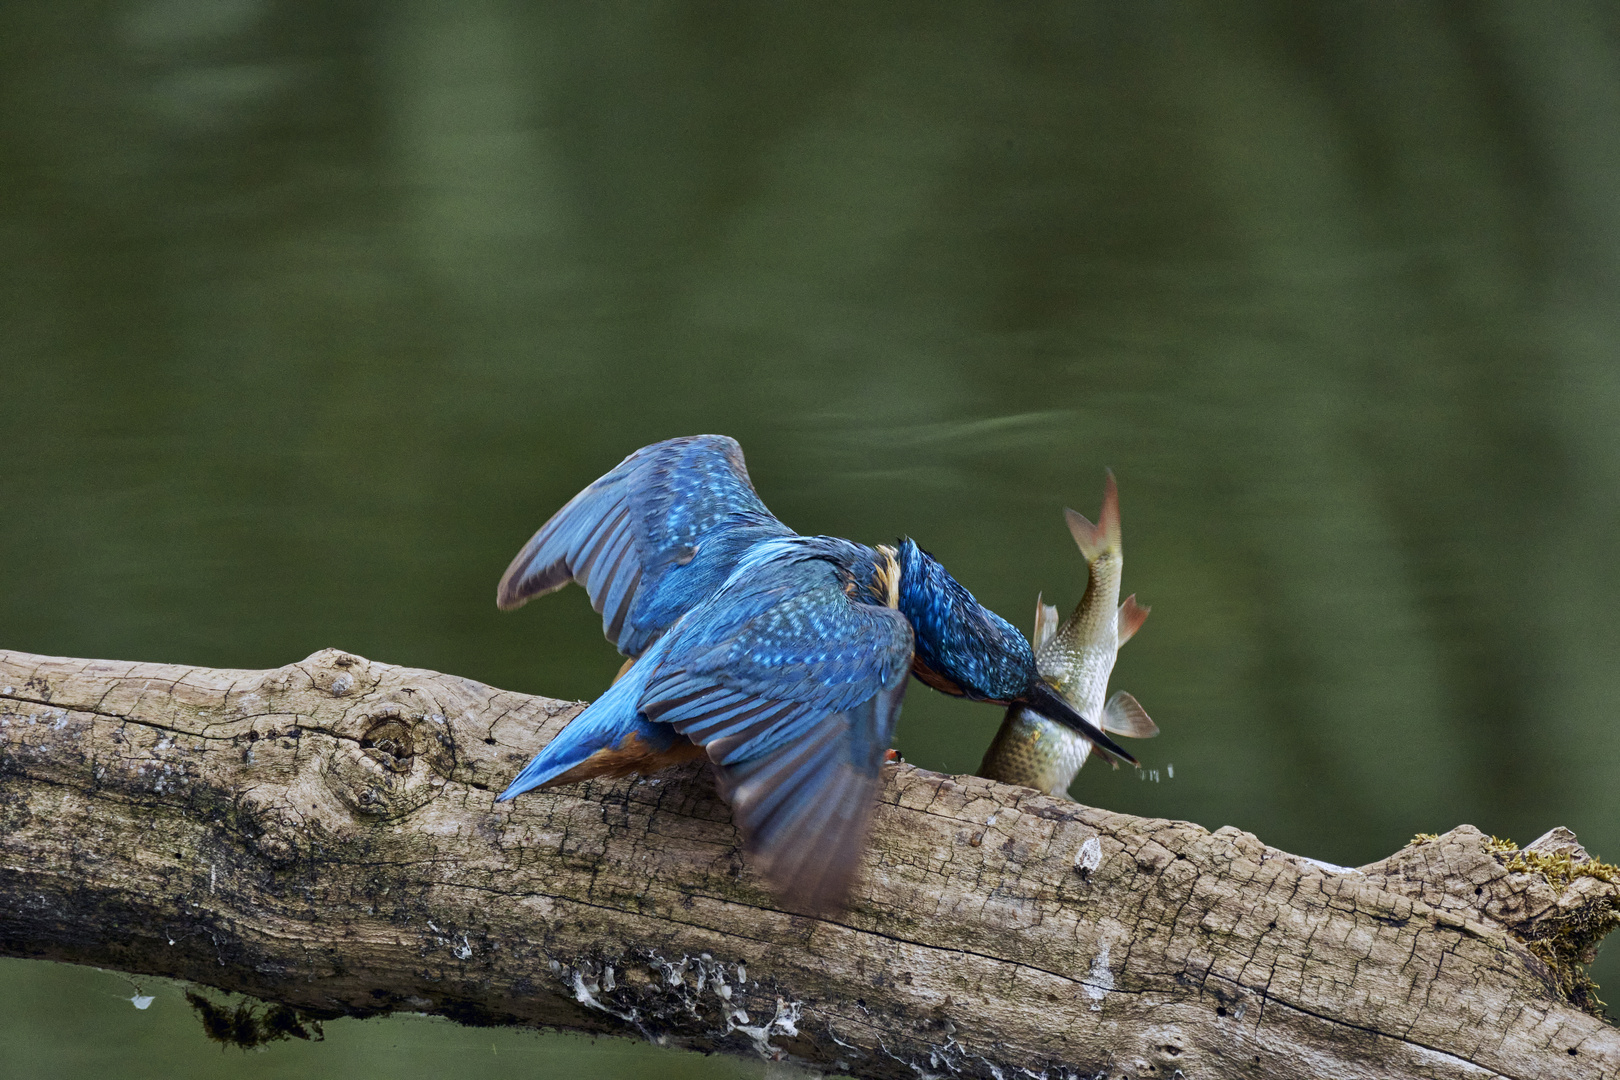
[896,538,1036,703]
[495,435,1135,910]
[496,436,791,656]
[495,634,686,794]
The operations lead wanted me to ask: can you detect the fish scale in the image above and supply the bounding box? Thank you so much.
[978,471,1158,799]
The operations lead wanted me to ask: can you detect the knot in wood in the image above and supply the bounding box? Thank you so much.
[251,820,301,866]
[320,703,456,820]
[360,718,415,774]
[305,648,368,697]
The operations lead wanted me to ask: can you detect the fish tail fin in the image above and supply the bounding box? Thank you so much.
[1032,592,1061,650]
[1064,469,1121,562]
[1117,594,1150,645]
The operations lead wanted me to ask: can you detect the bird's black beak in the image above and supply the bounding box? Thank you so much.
[1021,679,1140,768]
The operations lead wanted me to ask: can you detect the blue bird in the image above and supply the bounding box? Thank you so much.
[494,435,1136,909]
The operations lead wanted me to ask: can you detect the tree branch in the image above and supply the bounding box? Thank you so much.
[1,647,1615,1078]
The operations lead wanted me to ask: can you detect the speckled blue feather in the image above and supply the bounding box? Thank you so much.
[497,435,793,656]
[896,538,1034,702]
[500,531,912,908]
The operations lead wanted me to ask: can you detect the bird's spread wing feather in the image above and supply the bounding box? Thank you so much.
[714,687,904,907]
[636,542,914,909]
[497,435,794,656]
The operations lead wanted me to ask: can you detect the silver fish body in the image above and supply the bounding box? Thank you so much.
[978,472,1156,798]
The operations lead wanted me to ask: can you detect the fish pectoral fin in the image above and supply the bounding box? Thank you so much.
[1102,690,1159,738]
[1117,594,1150,645]
[1032,594,1061,651]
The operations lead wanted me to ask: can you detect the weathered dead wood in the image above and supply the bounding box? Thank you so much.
[0,647,1615,1079]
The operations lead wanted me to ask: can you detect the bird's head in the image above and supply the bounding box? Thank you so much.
[893,538,1138,767]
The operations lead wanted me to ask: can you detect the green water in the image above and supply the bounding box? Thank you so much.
[3,1,1619,1073]
[0,958,755,1079]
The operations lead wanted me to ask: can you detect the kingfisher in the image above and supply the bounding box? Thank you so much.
[494,435,1137,909]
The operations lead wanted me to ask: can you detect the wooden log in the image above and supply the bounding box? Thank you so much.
[1,647,1615,1078]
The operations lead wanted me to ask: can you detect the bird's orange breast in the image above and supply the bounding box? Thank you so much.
[910,654,965,697]
[539,730,706,789]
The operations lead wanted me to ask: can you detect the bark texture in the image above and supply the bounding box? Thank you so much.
[0,647,1616,1079]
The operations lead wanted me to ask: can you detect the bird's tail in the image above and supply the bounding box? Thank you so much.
[496,648,668,801]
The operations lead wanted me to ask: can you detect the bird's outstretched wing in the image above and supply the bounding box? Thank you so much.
[497,435,794,656]
[637,538,914,910]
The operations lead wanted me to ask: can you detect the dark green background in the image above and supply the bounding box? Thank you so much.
[3,1,1617,1074]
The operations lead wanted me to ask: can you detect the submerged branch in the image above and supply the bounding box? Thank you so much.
[0,647,1615,1078]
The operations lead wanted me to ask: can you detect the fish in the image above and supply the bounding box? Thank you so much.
[977,471,1158,798]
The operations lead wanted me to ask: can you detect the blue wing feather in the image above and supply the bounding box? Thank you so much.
[716,682,907,908]
[497,435,794,656]
[633,538,914,907]
[499,453,915,907]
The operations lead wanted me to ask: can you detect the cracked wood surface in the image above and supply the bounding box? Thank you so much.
[0,647,1615,1079]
